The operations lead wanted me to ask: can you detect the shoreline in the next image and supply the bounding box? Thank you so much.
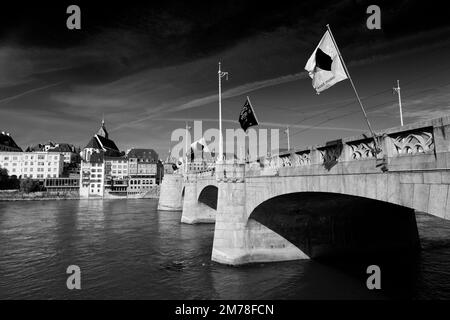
[0,193,160,202]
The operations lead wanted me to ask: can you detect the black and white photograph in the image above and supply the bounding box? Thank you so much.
[1,0,450,310]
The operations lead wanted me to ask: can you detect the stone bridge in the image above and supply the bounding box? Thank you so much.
[158,116,450,265]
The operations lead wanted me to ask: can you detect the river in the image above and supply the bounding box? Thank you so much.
[1,199,450,299]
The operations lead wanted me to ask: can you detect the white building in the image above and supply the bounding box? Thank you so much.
[79,153,105,197]
[79,119,121,198]
[0,151,64,179]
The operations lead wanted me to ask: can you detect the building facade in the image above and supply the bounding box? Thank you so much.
[80,153,105,197]
[127,148,162,195]
[0,152,64,179]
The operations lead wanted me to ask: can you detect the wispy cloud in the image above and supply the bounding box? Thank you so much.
[150,117,365,132]
[0,81,65,104]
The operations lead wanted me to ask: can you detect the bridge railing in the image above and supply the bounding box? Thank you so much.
[255,116,447,174]
[184,116,449,178]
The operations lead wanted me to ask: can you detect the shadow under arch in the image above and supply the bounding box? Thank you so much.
[248,192,420,260]
[198,186,218,210]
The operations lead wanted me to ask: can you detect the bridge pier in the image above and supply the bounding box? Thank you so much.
[157,174,183,211]
[212,162,308,265]
[181,173,216,224]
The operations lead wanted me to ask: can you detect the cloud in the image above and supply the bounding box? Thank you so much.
[0,82,65,104]
[150,117,365,133]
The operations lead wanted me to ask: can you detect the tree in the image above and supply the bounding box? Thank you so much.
[20,179,41,193]
[0,168,9,189]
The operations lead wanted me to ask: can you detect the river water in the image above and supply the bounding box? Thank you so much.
[0,199,450,300]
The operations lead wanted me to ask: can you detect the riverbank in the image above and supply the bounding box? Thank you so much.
[0,187,160,201]
[0,190,80,201]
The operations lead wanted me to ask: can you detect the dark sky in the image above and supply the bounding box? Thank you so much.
[1,0,450,156]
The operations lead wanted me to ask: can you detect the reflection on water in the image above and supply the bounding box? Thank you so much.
[0,199,449,299]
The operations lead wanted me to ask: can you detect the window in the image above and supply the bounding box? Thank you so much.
[38,155,44,160]
[4,157,8,160]
[38,162,44,166]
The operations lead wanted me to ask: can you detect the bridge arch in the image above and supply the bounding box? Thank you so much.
[198,185,218,210]
[248,191,420,259]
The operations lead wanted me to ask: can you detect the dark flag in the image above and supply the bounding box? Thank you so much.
[238,97,259,132]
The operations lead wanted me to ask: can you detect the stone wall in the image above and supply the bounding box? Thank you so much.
[157,174,183,211]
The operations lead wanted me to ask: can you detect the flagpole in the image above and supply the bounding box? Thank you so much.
[246,96,260,124]
[393,80,403,126]
[185,122,189,173]
[218,62,223,163]
[245,96,259,163]
[218,62,229,163]
[285,126,290,151]
[326,24,379,152]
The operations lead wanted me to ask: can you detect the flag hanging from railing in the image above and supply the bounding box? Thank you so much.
[304,30,348,94]
[238,97,259,132]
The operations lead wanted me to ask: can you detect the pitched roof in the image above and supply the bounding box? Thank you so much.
[97,121,109,139]
[127,148,159,162]
[85,136,102,149]
[96,135,119,151]
[0,132,22,151]
[49,143,75,153]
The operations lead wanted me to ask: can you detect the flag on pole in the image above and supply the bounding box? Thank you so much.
[190,137,210,153]
[238,97,259,132]
[304,30,348,94]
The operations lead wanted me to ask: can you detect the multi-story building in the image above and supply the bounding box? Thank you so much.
[79,119,122,198]
[126,148,162,195]
[0,131,22,152]
[0,152,64,179]
[26,142,79,164]
[104,156,128,195]
[80,153,105,197]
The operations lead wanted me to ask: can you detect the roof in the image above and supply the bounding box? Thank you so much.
[49,143,75,153]
[0,132,22,151]
[97,121,109,139]
[84,135,119,152]
[127,148,159,162]
[96,135,119,151]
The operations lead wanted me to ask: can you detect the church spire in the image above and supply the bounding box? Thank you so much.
[96,116,109,139]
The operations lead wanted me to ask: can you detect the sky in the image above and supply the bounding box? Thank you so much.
[1,0,450,158]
